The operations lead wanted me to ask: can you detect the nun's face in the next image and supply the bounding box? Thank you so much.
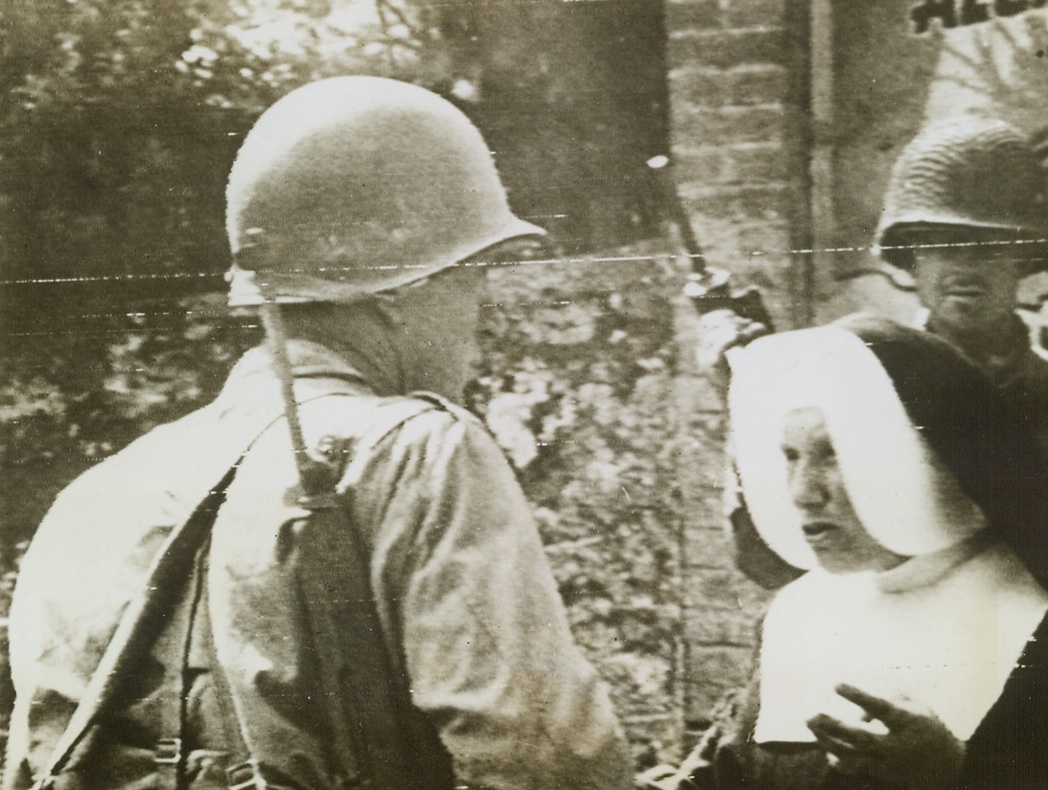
[781,407,906,574]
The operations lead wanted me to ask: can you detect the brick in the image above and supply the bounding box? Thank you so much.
[665,0,721,31]
[723,0,787,28]
[673,145,729,184]
[725,142,789,181]
[601,650,678,710]
[668,66,728,107]
[670,65,788,108]
[690,214,759,257]
[677,182,788,222]
[672,103,785,145]
[668,27,786,69]
[725,64,788,105]
[672,467,720,519]
[674,366,729,413]
[622,714,686,768]
[694,219,792,253]
[674,409,727,465]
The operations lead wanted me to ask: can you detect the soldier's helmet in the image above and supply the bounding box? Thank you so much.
[226,76,544,306]
[875,117,1048,270]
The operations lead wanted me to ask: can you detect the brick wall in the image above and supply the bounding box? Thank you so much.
[481,0,808,770]
[665,0,805,729]
[471,7,809,755]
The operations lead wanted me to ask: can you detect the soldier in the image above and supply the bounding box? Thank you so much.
[3,76,632,790]
[875,116,1048,450]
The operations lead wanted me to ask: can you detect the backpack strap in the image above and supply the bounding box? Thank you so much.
[24,387,337,789]
[29,462,243,790]
[209,394,455,790]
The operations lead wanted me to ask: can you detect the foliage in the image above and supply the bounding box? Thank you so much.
[474,250,687,766]
[0,0,461,543]
[182,0,458,107]
[0,0,666,305]
[0,0,457,300]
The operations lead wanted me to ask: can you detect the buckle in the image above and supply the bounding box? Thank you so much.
[154,737,183,766]
[227,759,265,790]
[296,492,339,511]
[226,758,305,790]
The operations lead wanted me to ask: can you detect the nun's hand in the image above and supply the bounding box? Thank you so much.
[806,684,965,790]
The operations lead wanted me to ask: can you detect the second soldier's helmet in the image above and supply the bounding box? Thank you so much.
[226,76,544,306]
[875,117,1048,270]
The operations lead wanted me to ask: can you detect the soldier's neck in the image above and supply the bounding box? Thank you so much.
[279,303,471,402]
[281,303,404,396]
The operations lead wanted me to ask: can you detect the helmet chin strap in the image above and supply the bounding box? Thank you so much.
[260,302,307,455]
[259,301,335,499]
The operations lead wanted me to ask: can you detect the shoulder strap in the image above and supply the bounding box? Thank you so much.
[25,387,327,788]
[335,392,466,496]
[30,462,242,788]
[210,393,454,790]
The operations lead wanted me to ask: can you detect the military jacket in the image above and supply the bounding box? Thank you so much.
[3,342,631,790]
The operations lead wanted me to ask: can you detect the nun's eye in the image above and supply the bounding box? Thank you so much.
[813,439,836,462]
[782,446,799,462]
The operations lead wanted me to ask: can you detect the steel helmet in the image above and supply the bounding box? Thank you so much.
[875,117,1048,269]
[226,76,544,306]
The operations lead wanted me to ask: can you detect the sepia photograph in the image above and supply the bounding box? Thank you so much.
[1,0,1047,787]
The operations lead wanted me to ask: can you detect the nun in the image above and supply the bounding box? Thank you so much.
[681,315,1048,789]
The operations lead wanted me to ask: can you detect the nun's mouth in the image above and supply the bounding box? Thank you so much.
[802,521,837,543]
